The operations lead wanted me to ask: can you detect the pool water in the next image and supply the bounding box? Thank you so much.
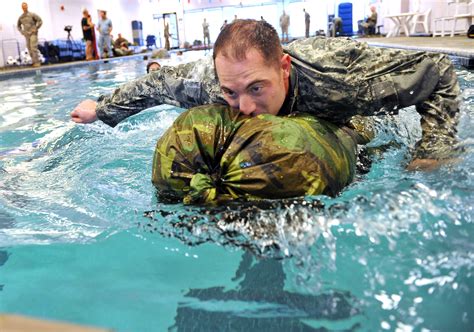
[0,55,473,331]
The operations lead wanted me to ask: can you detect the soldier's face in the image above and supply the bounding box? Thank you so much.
[22,3,28,12]
[215,48,291,116]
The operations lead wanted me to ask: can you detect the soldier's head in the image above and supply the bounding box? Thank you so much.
[147,61,161,73]
[213,19,291,117]
[21,2,28,13]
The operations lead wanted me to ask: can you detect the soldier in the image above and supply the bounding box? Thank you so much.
[331,17,343,37]
[164,22,171,50]
[71,19,461,171]
[279,11,290,42]
[303,8,310,38]
[202,18,210,47]
[220,20,228,31]
[146,61,161,74]
[360,6,378,35]
[17,2,42,67]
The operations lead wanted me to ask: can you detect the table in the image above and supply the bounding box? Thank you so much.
[384,12,418,37]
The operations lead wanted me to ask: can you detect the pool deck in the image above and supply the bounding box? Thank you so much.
[0,313,111,331]
[0,36,472,79]
[357,36,474,68]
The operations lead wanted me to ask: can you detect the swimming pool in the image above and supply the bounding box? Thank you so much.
[0,54,473,331]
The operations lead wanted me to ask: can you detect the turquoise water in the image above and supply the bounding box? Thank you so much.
[0,56,473,331]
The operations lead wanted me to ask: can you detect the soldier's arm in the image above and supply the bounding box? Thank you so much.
[17,18,22,34]
[285,38,462,165]
[362,51,461,164]
[72,58,224,127]
[370,51,461,162]
[34,14,43,30]
[412,54,461,162]
[347,45,461,163]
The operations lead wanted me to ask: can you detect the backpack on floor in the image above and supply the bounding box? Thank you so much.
[468,25,474,38]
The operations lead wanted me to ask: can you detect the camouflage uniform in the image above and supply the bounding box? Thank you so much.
[280,13,290,41]
[96,37,460,159]
[152,105,364,204]
[17,10,43,65]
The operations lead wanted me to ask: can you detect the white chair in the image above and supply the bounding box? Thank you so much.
[450,0,474,36]
[433,0,473,37]
[433,17,448,37]
[411,8,431,34]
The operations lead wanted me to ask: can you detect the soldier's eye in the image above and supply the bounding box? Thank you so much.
[223,89,236,99]
[250,86,262,94]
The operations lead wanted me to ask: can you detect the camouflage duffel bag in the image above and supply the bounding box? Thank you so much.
[152,104,358,204]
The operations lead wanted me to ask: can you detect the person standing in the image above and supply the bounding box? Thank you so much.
[279,11,290,42]
[332,17,343,37]
[164,22,171,50]
[97,10,113,58]
[17,2,42,67]
[81,9,95,60]
[221,20,228,31]
[202,18,210,47]
[303,8,310,38]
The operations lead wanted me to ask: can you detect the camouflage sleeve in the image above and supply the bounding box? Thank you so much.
[34,13,42,29]
[17,17,22,33]
[365,51,461,160]
[96,57,225,127]
[412,53,460,159]
[286,37,461,160]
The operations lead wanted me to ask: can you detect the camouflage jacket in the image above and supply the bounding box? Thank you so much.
[17,11,42,36]
[96,37,460,159]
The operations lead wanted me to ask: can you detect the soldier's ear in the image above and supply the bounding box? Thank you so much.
[280,54,291,78]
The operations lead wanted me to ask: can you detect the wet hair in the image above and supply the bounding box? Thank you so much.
[146,61,161,73]
[213,19,282,69]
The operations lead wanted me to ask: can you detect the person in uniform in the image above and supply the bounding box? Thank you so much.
[279,11,290,42]
[202,18,210,47]
[17,2,42,67]
[113,33,133,56]
[303,8,311,38]
[146,61,161,73]
[360,6,378,35]
[220,20,228,31]
[164,22,171,50]
[71,19,461,170]
[331,17,343,37]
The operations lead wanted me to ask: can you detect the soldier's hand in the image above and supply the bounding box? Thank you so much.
[71,99,98,124]
[406,158,459,172]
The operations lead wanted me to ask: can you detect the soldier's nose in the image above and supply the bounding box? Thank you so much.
[238,96,256,115]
